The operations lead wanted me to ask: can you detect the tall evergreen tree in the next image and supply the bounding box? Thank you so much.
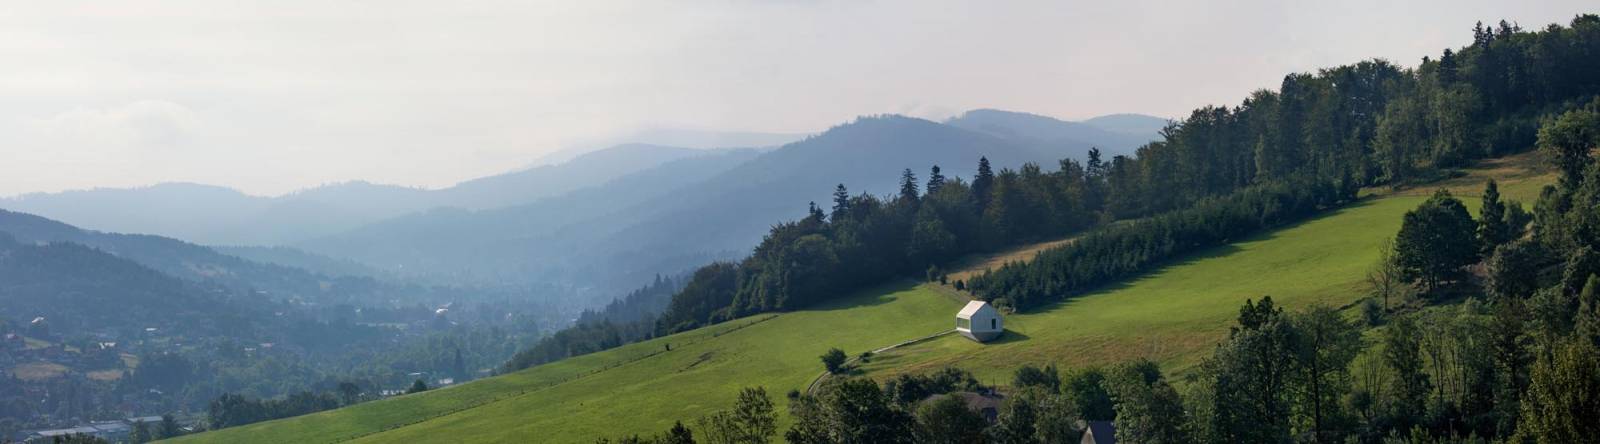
[830,184,851,220]
[899,168,920,203]
[973,157,995,209]
[926,165,945,196]
[1480,179,1511,257]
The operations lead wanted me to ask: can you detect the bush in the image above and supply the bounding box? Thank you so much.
[821,348,848,374]
[1360,298,1385,326]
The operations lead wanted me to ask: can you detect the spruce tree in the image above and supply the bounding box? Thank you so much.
[973,157,995,209]
[926,165,945,196]
[1479,179,1510,257]
[830,184,850,220]
[899,168,919,203]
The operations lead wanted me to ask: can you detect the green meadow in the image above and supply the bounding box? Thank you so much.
[170,157,1552,443]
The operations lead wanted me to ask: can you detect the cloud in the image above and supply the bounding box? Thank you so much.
[27,100,201,151]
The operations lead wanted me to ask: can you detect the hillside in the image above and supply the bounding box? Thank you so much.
[171,147,1555,444]
[0,209,454,307]
[297,115,1069,291]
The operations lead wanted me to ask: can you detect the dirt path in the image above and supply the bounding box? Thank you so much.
[804,329,957,395]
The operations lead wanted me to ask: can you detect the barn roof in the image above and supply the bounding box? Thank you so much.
[957,300,992,318]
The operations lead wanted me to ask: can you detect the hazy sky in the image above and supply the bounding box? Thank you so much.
[1,1,1591,196]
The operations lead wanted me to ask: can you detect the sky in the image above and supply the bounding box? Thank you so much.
[0,1,1591,196]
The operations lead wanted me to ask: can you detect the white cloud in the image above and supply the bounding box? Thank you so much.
[27,100,201,151]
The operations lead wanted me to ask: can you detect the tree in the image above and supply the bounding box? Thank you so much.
[407,379,429,394]
[1517,337,1600,443]
[337,381,361,406]
[663,421,696,444]
[1491,298,1532,436]
[973,157,995,209]
[1578,275,1600,346]
[1394,189,1478,292]
[1366,238,1409,311]
[1289,305,1363,442]
[831,184,851,220]
[926,165,946,196]
[1537,102,1600,189]
[785,378,913,444]
[130,420,152,444]
[1106,360,1190,444]
[899,168,920,203]
[1486,239,1545,300]
[728,387,776,444]
[1063,367,1115,421]
[912,395,988,444]
[820,348,847,374]
[1479,179,1512,256]
[1011,364,1060,392]
[1204,299,1295,443]
[1384,314,1430,428]
[157,414,181,439]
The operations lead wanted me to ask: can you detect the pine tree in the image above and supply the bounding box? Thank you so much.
[1479,179,1511,257]
[926,165,945,196]
[663,421,695,444]
[973,157,995,209]
[830,184,851,220]
[899,168,919,203]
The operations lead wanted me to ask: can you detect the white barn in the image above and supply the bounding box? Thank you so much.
[956,301,1003,342]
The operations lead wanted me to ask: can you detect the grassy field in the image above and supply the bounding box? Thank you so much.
[170,156,1553,443]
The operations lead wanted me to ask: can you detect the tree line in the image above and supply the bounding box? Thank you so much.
[503,15,1600,375]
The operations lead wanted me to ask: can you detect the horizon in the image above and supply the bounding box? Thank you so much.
[1,1,1590,196]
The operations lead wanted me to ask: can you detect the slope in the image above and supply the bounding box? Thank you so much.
[0,209,450,307]
[170,156,1551,443]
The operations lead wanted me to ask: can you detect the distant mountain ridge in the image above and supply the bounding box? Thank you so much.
[0,209,459,307]
[0,143,728,246]
[945,109,1164,159]
[0,110,1164,298]
[295,111,1164,294]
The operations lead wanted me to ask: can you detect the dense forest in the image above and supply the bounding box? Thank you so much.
[504,15,1600,374]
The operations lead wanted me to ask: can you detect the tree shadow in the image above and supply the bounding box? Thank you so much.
[806,279,922,313]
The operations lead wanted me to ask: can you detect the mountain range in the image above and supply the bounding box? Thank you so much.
[0,110,1167,300]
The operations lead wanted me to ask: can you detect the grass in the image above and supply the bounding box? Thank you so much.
[11,362,69,382]
[170,155,1552,443]
[169,283,967,443]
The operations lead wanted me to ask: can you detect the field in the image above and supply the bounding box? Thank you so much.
[10,362,69,382]
[170,156,1552,443]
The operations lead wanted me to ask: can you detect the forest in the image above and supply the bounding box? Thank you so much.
[508,15,1600,376]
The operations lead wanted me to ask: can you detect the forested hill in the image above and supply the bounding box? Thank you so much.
[508,14,1600,370]
[0,209,470,307]
[298,113,1157,294]
[0,232,252,338]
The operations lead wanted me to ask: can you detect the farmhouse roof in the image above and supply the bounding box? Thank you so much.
[957,301,992,318]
